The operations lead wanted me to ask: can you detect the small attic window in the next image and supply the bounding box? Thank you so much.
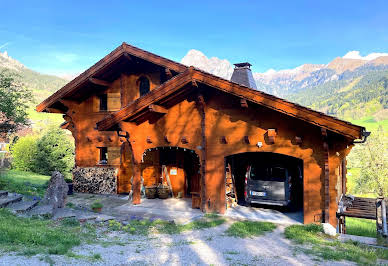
[99,94,108,111]
[138,76,150,97]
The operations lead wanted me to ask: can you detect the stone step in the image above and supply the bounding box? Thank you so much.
[27,204,53,217]
[8,200,39,213]
[53,208,77,220]
[0,191,8,198]
[0,195,23,208]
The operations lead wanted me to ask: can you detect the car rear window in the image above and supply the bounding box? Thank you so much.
[250,166,287,182]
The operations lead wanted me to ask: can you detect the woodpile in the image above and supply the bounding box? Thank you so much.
[73,167,117,194]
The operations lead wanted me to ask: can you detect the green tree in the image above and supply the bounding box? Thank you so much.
[351,126,388,196]
[10,135,39,171]
[34,127,75,177]
[0,70,32,136]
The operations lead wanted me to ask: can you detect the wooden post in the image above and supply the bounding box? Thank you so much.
[196,93,206,211]
[377,197,388,237]
[321,128,330,223]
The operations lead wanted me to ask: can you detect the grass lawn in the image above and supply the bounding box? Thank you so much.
[225,220,276,238]
[107,213,226,235]
[351,117,388,132]
[346,217,377,238]
[0,209,96,256]
[0,170,50,198]
[285,224,388,265]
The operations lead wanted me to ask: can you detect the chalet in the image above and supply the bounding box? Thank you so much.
[37,43,367,226]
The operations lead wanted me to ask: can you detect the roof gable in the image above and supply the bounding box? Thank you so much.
[97,67,364,140]
[36,42,187,112]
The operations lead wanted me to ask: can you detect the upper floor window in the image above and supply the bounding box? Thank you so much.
[138,76,150,97]
[99,94,108,111]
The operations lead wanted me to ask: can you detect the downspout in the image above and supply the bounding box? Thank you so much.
[352,129,371,144]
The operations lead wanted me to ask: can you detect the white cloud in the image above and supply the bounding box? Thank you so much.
[343,50,388,61]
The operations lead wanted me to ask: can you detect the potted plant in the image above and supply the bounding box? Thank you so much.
[91,200,103,213]
[65,178,73,195]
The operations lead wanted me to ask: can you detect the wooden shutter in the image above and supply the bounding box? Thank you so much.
[107,93,121,111]
[107,146,121,165]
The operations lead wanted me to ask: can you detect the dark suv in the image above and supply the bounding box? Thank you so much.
[244,165,291,206]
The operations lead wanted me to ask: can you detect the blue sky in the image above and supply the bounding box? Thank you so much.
[1,0,387,76]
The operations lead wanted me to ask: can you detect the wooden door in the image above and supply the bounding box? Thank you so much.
[117,142,132,194]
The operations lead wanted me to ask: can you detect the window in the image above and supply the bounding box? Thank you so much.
[138,76,150,97]
[250,165,287,181]
[98,147,108,164]
[99,94,108,111]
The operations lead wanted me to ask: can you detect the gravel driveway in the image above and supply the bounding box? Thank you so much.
[0,221,355,266]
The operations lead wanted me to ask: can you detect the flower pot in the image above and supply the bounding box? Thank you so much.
[157,186,170,199]
[145,186,157,199]
[92,207,102,213]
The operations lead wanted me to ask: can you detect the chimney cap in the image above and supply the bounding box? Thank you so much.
[233,62,252,68]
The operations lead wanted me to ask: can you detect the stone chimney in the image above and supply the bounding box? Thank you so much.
[230,62,257,89]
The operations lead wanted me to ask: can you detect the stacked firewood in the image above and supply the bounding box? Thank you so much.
[73,167,117,194]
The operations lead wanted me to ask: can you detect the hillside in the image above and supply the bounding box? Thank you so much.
[0,51,67,128]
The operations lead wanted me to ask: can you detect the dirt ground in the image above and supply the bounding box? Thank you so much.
[0,221,356,266]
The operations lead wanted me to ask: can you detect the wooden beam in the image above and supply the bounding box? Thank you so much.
[267,129,277,144]
[148,104,168,114]
[321,128,330,223]
[192,79,198,88]
[181,136,188,144]
[240,99,248,108]
[165,68,172,79]
[89,77,111,87]
[195,93,206,211]
[123,52,132,61]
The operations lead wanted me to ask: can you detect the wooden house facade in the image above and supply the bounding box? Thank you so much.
[37,43,367,226]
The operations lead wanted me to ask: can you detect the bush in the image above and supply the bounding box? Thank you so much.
[10,127,74,177]
[10,135,39,171]
[34,127,74,178]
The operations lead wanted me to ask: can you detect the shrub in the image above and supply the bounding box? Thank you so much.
[91,200,103,210]
[10,135,39,171]
[34,127,74,178]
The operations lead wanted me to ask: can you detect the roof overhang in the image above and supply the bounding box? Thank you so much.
[36,42,188,113]
[97,67,365,140]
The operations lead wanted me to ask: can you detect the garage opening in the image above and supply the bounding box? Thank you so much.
[141,147,201,208]
[225,152,303,217]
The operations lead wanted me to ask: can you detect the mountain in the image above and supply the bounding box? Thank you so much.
[0,51,68,128]
[0,51,67,103]
[181,49,234,80]
[180,49,388,121]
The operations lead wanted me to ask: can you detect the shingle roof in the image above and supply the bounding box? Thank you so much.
[97,66,365,140]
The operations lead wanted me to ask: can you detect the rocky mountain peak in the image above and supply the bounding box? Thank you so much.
[0,51,25,71]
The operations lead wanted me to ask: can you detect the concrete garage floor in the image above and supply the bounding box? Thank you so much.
[67,193,302,224]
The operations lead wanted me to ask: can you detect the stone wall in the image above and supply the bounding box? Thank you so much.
[73,166,117,194]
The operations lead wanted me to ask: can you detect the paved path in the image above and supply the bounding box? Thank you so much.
[67,193,302,224]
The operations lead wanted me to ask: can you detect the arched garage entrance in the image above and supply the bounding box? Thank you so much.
[141,147,201,207]
[225,152,303,220]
